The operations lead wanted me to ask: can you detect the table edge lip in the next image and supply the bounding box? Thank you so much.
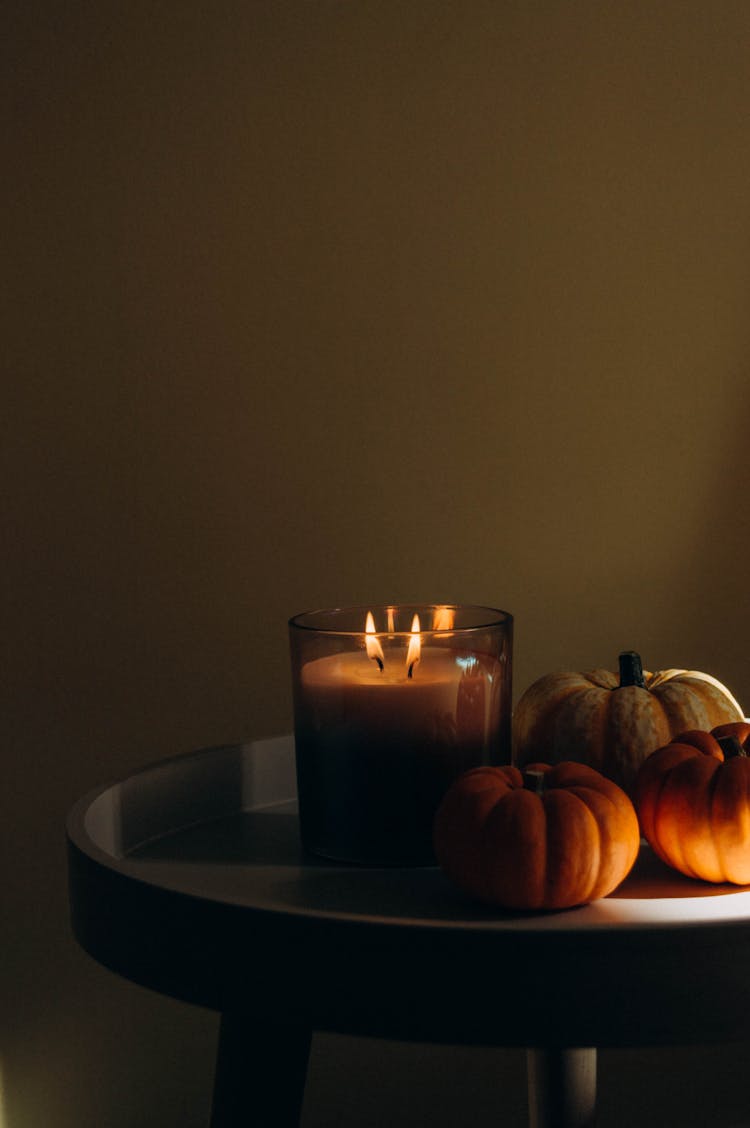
[66,739,750,941]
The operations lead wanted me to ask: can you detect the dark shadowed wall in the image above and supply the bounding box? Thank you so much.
[4,3,750,1125]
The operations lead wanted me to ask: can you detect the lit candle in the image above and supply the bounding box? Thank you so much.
[289,604,513,865]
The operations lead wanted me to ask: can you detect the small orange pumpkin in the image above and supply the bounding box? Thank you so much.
[433,760,640,910]
[513,652,744,796]
[634,721,750,884]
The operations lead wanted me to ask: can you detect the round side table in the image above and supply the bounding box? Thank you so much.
[67,736,750,1127]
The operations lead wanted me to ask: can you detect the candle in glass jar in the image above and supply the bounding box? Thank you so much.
[289,605,512,865]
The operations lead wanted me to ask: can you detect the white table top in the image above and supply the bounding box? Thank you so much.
[66,735,750,1048]
[73,734,750,932]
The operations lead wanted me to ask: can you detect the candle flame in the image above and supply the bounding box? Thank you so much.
[433,605,454,631]
[365,611,385,670]
[406,613,421,677]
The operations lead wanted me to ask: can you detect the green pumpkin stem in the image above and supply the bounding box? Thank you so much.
[619,651,646,689]
[717,734,747,759]
[523,770,546,795]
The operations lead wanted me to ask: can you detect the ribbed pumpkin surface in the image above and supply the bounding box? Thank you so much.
[513,656,743,796]
[635,722,750,884]
[433,761,640,910]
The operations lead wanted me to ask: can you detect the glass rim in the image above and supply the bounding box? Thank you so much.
[288,603,513,637]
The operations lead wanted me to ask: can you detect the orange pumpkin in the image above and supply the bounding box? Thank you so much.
[433,760,640,910]
[513,651,744,796]
[634,721,750,884]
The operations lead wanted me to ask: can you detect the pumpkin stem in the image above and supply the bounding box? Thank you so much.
[717,734,747,759]
[618,651,646,689]
[523,770,546,795]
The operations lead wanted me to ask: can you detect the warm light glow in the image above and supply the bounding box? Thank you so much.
[406,613,421,676]
[433,605,455,631]
[365,611,385,670]
[387,606,396,633]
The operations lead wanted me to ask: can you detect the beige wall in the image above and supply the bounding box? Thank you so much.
[4,3,750,1125]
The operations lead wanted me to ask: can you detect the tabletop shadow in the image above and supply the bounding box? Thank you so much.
[130,807,335,868]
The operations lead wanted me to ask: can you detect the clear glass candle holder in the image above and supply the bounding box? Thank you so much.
[289,604,513,865]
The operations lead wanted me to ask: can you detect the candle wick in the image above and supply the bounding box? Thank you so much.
[372,656,384,672]
[407,661,417,679]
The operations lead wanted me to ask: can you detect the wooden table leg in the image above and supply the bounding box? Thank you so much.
[526,1047,597,1128]
[209,1012,312,1127]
